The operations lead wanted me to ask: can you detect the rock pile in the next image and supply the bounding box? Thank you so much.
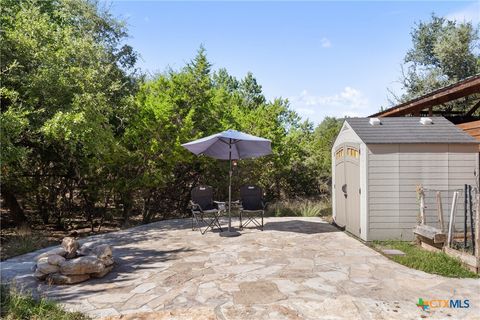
[33,237,114,284]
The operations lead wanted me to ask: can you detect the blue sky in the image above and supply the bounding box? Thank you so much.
[108,1,479,124]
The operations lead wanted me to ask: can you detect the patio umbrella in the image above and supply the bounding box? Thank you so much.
[182,129,272,237]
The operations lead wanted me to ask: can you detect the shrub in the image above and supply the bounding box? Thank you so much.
[0,285,89,320]
[267,199,331,218]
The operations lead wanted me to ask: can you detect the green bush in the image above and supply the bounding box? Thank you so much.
[0,285,89,320]
[267,199,331,218]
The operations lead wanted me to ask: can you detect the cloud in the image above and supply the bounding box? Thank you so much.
[144,16,150,23]
[321,37,332,48]
[289,87,371,123]
[446,2,479,24]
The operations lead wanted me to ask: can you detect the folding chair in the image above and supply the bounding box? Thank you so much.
[239,185,266,230]
[190,186,224,234]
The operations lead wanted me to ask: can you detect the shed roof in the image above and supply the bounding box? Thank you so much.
[346,117,478,144]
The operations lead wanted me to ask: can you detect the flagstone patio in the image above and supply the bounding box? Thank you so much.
[1,217,479,319]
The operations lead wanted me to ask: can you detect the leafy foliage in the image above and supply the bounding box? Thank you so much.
[1,285,89,319]
[391,14,479,106]
[1,0,341,230]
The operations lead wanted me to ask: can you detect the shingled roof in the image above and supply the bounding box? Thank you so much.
[346,117,478,144]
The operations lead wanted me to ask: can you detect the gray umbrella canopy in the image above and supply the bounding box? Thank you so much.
[181,129,272,236]
[181,129,272,160]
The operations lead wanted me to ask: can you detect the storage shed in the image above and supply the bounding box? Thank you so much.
[332,117,479,241]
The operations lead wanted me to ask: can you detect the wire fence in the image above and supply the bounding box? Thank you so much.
[419,184,476,253]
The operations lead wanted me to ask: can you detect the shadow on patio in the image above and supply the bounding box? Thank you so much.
[264,219,340,234]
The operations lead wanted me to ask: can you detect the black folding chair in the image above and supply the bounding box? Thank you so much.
[239,185,266,230]
[190,186,224,234]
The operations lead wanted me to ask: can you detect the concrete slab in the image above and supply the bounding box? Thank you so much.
[382,249,406,256]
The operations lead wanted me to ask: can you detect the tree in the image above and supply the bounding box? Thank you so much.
[0,0,137,227]
[391,14,479,105]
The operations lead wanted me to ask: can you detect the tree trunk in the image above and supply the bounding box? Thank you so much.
[122,192,133,226]
[1,187,28,227]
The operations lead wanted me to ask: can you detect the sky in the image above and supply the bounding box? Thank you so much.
[107,1,479,124]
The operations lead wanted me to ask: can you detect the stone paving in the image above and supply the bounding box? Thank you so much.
[1,217,479,319]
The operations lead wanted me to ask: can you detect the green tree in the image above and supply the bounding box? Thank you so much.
[392,14,479,105]
[0,0,137,227]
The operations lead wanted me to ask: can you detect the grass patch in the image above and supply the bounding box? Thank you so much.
[267,199,332,220]
[371,241,479,278]
[0,285,89,320]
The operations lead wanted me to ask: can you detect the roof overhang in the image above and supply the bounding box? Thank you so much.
[370,75,480,118]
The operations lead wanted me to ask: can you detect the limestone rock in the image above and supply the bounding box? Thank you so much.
[60,256,105,275]
[34,269,47,280]
[92,244,112,260]
[47,273,90,285]
[36,261,60,275]
[47,254,66,266]
[34,247,67,261]
[91,265,114,279]
[37,257,48,264]
[101,257,115,267]
[77,241,96,256]
[62,237,79,259]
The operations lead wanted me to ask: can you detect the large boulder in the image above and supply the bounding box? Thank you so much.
[47,273,90,285]
[91,265,114,279]
[60,256,105,275]
[62,237,79,259]
[47,254,66,266]
[34,269,47,280]
[34,247,67,261]
[36,261,60,275]
[102,257,115,267]
[91,244,112,260]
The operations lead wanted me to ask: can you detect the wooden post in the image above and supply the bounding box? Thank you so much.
[469,185,475,255]
[436,191,445,232]
[417,185,426,225]
[448,191,459,248]
[464,185,468,248]
[475,192,480,260]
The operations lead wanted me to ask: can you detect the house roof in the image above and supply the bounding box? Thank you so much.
[346,117,478,144]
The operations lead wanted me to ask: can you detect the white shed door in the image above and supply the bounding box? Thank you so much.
[334,146,346,227]
[334,144,361,237]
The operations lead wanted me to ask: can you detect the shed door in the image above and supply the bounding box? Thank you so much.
[334,144,361,237]
[344,145,360,237]
[334,147,346,227]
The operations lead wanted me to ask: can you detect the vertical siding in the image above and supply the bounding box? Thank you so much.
[367,143,478,241]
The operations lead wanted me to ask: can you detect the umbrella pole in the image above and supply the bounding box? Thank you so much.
[228,140,232,232]
[220,138,240,237]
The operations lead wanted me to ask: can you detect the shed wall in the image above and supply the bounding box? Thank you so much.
[367,143,478,240]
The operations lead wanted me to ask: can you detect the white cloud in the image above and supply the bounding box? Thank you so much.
[289,87,371,123]
[321,37,332,48]
[446,2,480,24]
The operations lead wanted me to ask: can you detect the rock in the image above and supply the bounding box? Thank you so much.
[92,244,113,260]
[37,257,48,264]
[91,265,113,278]
[34,269,47,280]
[47,273,90,285]
[62,237,79,259]
[36,261,60,275]
[34,247,67,261]
[60,256,105,275]
[47,254,66,266]
[101,257,115,267]
[77,241,96,256]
